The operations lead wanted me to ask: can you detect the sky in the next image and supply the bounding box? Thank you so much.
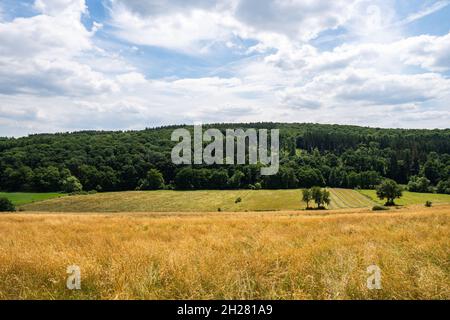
[0,0,449,137]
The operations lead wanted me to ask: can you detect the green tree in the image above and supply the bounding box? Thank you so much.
[228,170,244,189]
[407,176,431,193]
[174,168,195,190]
[62,175,83,193]
[209,170,229,189]
[321,189,331,207]
[2,166,33,191]
[310,187,331,209]
[140,169,165,190]
[297,167,325,188]
[0,197,15,212]
[263,167,298,189]
[32,166,62,192]
[421,158,441,185]
[437,178,450,194]
[302,189,312,209]
[376,179,402,206]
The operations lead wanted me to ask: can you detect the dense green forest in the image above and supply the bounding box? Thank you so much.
[1,123,449,194]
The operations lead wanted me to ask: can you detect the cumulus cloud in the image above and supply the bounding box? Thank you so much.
[1,0,450,136]
[110,7,235,53]
[234,0,359,41]
[0,11,91,58]
[0,0,134,98]
[34,0,87,17]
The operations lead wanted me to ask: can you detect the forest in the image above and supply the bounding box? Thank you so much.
[1,123,449,194]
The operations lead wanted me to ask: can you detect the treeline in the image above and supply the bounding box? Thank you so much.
[0,123,449,193]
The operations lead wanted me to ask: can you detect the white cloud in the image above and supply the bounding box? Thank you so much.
[234,0,360,41]
[108,0,369,53]
[0,13,92,58]
[110,7,235,53]
[1,0,450,136]
[0,0,134,98]
[34,0,87,17]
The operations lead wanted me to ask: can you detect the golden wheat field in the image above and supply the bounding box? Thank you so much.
[0,205,449,300]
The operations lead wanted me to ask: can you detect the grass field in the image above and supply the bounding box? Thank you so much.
[0,205,448,299]
[0,192,65,206]
[358,190,450,206]
[20,189,379,212]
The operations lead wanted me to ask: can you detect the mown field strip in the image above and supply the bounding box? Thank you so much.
[329,189,355,208]
[340,189,374,207]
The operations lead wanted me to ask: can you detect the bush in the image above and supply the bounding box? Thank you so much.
[425,201,432,207]
[254,182,262,190]
[437,179,450,194]
[0,197,16,212]
[407,176,431,193]
[235,197,242,204]
[372,205,388,211]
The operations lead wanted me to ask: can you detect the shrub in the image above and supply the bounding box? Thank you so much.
[372,205,388,211]
[437,179,450,194]
[408,176,431,193]
[235,197,242,204]
[425,201,432,207]
[254,182,262,190]
[0,197,16,212]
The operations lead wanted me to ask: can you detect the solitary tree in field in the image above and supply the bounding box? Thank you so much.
[302,189,312,209]
[376,179,402,206]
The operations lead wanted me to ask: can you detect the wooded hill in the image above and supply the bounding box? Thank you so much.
[1,123,449,193]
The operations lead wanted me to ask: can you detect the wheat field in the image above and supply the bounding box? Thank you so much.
[0,204,449,300]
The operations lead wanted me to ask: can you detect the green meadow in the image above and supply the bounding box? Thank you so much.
[0,192,65,206]
[358,190,450,206]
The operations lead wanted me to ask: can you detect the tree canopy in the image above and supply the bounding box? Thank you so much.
[0,123,449,193]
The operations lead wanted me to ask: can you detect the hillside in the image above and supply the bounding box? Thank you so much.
[1,123,450,194]
[19,189,450,212]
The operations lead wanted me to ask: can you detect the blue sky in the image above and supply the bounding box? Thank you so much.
[0,0,449,136]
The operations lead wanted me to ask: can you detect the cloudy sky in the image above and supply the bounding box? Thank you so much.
[0,0,449,136]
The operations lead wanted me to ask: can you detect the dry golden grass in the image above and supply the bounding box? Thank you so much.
[0,205,449,300]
